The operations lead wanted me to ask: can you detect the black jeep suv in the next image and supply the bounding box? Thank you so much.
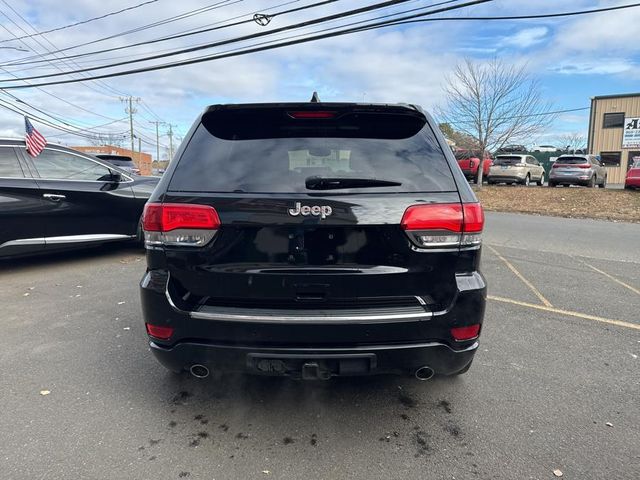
[140,102,486,380]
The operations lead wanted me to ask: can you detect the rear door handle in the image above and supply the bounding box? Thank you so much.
[43,193,66,202]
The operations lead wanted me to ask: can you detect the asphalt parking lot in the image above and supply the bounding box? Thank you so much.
[1,212,638,480]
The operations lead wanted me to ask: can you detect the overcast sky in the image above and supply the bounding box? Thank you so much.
[0,0,639,158]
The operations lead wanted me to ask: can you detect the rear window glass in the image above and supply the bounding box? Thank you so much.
[493,156,522,165]
[557,157,589,165]
[169,110,456,193]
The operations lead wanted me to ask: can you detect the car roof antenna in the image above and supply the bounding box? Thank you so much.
[310,91,320,103]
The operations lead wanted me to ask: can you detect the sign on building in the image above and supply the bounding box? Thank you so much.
[623,117,640,148]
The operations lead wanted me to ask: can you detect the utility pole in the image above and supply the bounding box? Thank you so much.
[149,120,161,163]
[167,124,174,161]
[120,96,140,155]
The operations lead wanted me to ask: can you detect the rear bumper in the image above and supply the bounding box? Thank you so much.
[549,173,592,184]
[487,174,525,183]
[625,177,640,188]
[140,270,486,376]
[150,340,477,377]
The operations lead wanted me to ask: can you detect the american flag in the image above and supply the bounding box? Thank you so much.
[24,117,47,157]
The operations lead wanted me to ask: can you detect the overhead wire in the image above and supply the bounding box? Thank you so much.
[7,0,247,64]
[0,0,160,44]
[0,0,439,82]
[2,0,339,68]
[0,0,497,87]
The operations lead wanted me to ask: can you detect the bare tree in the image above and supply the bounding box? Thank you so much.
[438,58,556,186]
[555,132,586,153]
[89,133,126,148]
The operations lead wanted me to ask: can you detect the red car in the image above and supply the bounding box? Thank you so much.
[455,149,492,183]
[625,159,640,190]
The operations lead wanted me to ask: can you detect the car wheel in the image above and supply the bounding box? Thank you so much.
[548,181,556,187]
[588,175,596,188]
[537,172,545,186]
[523,174,530,186]
[599,176,607,188]
[135,216,144,245]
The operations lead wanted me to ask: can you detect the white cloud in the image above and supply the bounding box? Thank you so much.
[502,27,549,48]
[549,60,634,75]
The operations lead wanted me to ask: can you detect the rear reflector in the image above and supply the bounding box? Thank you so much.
[145,323,174,340]
[451,324,481,341]
[401,203,484,249]
[143,203,220,248]
[288,111,336,119]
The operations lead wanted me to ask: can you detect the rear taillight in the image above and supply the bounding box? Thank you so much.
[451,324,481,341]
[145,323,174,340]
[401,203,484,250]
[143,203,220,248]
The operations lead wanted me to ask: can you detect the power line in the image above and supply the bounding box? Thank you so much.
[4,0,338,68]
[446,107,591,126]
[379,2,640,27]
[0,0,496,88]
[0,0,160,44]
[0,0,439,82]
[0,3,126,99]
[7,0,246,65]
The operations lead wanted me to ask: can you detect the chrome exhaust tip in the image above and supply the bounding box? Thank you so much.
[189,364,210,379]
[414,366,434,381]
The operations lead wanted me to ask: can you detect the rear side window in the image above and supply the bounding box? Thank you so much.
[169,109,456,193]
[0,147,24,178]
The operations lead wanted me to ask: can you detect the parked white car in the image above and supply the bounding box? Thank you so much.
[531,145,559,152]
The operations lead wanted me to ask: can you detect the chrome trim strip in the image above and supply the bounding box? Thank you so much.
[44,234,135,244]
[189,309,433,324]
[164,273,432,324]
[0,237,46,249]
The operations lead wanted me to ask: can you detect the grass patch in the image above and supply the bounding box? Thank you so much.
[475,185,640,223]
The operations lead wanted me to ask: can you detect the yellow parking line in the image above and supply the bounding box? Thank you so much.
[486,245,553,308]
[579,261,640,296]
[488,295,640,331]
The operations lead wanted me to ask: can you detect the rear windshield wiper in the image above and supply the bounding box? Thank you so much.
[305,176,402,190]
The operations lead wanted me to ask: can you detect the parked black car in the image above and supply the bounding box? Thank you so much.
[0,139,159,258]
[95,154,141,175]
[140,102,487,380]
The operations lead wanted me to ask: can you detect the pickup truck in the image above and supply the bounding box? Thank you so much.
[455,149,492,183]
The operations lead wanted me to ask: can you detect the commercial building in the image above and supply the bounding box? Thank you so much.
[71,145,153,176]
[588,93,640,183]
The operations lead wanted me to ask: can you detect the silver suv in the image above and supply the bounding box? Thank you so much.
[548,154,607,188]
[487,154,545,186]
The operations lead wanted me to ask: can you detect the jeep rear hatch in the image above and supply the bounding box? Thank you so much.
[149,104,477,316]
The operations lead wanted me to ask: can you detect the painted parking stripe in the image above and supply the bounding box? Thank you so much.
[488,295,640,331]
[578,260,640,296]
[486,245,553,308]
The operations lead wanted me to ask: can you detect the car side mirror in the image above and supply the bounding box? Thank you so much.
[108,170,122,182]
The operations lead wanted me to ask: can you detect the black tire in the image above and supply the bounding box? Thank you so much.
[548,181,556,188]
[599,176,607,188]
[487,178,495,185]
[587,175,596,188]
[135,216,144,245]
[523,174,531,187]
[537,172,545,186]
